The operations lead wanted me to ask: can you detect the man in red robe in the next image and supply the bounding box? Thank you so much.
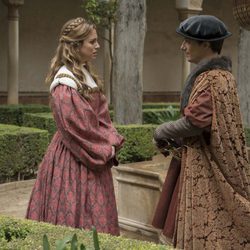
[152,15,250,249]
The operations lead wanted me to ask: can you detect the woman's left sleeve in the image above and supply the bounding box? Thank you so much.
[51,85,121,170]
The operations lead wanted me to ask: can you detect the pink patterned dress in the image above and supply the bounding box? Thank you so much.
[26,84,124,236]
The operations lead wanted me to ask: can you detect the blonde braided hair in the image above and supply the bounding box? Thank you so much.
[46,17,103,98]
[62,17,84,36]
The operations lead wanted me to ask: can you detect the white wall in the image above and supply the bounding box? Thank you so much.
[0,0,240,95]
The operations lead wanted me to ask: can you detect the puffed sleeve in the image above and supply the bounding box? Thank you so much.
[154,86,213,141]
[51,85,114,170]
[97,93,124,151]
[184,86,212,128]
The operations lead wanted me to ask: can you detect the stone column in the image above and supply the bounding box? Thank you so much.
[237,28,250,127]
[2,0,24,104]
[175,0,203,89]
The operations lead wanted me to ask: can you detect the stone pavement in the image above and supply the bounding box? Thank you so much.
[0,155,167,243]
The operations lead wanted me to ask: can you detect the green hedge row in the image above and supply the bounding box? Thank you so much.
[244,127,250,147]
[0,104,51,126]
[116,124,157,163]
[142,108,180,124]
[0,104,180,126]
[108,107,180,125]
[109,102,180,110]
[0,124,49,183]
[23,113,158,164]
[0,215,171,249]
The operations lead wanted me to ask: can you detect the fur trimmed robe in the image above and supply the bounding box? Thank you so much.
[153,56,250,249]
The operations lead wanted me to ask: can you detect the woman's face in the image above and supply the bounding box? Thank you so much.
[180,38,207,64]
[80,28,100,62]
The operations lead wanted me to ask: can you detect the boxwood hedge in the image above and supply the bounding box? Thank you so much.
[0,215,171,250]
[0,124,49,183]
[0,104,51,126]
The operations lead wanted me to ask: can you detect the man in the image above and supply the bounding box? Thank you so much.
[152,15,250,249]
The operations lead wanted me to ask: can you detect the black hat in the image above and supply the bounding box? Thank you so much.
[176,15,232,41]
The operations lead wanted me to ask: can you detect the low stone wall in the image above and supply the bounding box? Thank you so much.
[115,155,170,239]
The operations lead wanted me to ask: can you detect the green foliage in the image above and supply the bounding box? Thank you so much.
[116,124,158,163]
[43,234,51,250]
[244,127,250,146]
[43,233,86,250]
[0,124,49,182]
[43,227,99,250]
[143,107,180,125]
[0,215,171,249]
[110,108,180,125]
[109,102,180,110]
[92,227,100,250]
[0,104,50,126]
[0,219,30,242]
[142,103,180,110]
[23,113,55,140]
[82,0,117,29]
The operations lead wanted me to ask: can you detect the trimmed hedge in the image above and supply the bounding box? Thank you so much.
[0,104,51,126]
[109,108,180,124]
[0,104,180,126]
[0,215,171,249]
[23,113,56,140]
[116,124,157,163]
[23,113,158,164]
[142,102,179,109]
[143,108,180,125]
[0,124,49,183]
[244,127,250,147]
[109,102,180,110]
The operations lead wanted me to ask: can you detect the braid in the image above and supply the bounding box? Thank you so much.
[62,17,84,36]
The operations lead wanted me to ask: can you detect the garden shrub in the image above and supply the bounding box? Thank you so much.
[0,124,49,183]
[142,102,180,109]
[109,102,180,110]
[0,215,171,250]
[116,124,158,163]
[23,113,55,140]
[109,107,180,124]
[244,127,250,146]
[143,108,180,124]
[0,104,50,126]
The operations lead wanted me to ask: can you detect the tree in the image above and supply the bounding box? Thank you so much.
[82,0,117,103]
[112,0,147,124]
[237,28,250,127]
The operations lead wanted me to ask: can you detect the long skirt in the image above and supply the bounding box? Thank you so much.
[26,133,120,236]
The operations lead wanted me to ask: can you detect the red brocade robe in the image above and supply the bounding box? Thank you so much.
[26,85,124,235]
[152,68,250,249]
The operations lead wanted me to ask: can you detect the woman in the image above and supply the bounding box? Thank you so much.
[152,15,250,249]
[26,17,124,236]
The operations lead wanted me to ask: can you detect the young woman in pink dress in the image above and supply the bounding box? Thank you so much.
[26,17,124,236]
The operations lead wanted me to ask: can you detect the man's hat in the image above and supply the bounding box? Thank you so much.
[176,15,232,41]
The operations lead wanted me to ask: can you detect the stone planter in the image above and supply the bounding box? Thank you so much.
[115,155,170,238]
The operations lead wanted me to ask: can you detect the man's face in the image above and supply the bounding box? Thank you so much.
[180,38,208,64]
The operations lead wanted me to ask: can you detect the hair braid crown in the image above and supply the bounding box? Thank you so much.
[62,17,85,36]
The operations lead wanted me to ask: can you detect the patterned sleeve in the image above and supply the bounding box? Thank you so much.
[184,86,213,128]
[51,85,114,170]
